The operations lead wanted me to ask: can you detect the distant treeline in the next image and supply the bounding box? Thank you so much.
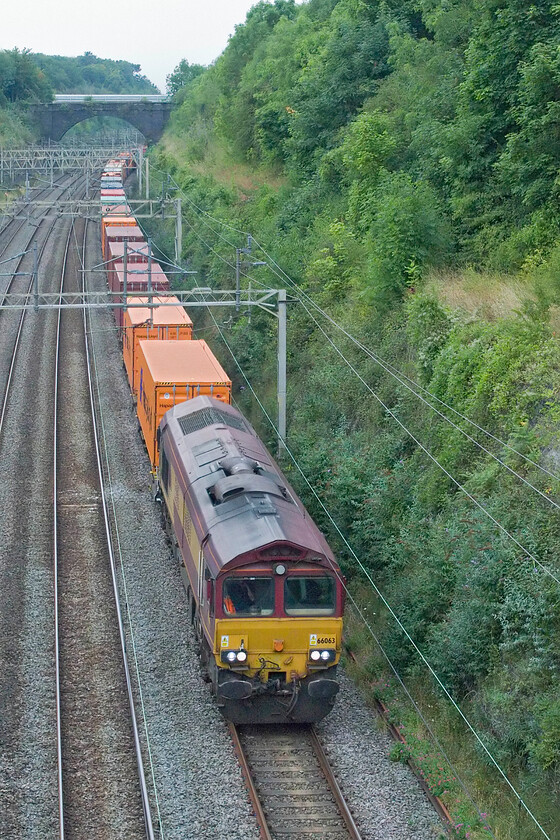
[31,51,159,95]
[0,48,158,106]
[0,47,159,145]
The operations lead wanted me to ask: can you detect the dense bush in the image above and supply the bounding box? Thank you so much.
[30,51,158,94]
[145,0,560,829]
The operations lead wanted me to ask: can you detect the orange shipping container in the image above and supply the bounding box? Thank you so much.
[122,296,193,395]
[137,340,231,468]
[102,204,131,217]
[107,240,149,267]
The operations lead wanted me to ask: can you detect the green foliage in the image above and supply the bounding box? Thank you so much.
[166,59,206,100]
[154,3,560,827]
[30,51,158,94]
[364,172,451,307]
[0,48,52,104]
[532,698,560,772]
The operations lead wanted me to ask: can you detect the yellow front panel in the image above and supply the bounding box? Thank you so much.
[215,617,343,681]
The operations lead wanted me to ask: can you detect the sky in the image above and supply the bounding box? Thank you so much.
[1,0,294,92]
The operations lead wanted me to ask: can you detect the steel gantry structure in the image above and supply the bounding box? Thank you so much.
[1,196,183,263]
[0,146,142,183]
[0,282,289,449]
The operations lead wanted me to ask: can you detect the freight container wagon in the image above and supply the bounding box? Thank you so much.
[122,295,193,395]
[101,190,126,200]
[105,160,125,177]
[116,151,135,177]
[100,195,126,207]
[107,240,150,268]
[136,339,231,468]
[107,263,170,327]
[102,222,144,260]
[101,203,131,217]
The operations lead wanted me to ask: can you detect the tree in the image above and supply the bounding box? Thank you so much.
[0,48,53,104]
[166,59,206,98]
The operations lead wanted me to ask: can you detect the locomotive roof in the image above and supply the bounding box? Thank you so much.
[160,396,337,575]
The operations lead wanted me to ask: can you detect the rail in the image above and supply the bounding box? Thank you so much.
[228,722,363,840]
[51,211,155,837]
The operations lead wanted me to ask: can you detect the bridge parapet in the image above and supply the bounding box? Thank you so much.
[53,94,169,103]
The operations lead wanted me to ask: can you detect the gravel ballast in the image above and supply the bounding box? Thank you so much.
[317,673,446,839]
[85,227,260,840]
[85,220,447,839]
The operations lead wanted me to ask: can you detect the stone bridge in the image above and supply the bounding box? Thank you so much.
[27,95,173,143]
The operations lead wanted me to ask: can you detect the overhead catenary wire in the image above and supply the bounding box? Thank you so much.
[225,392,494,839]
[290,292,560,588]
[207,308,549,840]
[145,162,550,834]
[149,167,560,590]
[149,162,560,488]
[251,233,560,485]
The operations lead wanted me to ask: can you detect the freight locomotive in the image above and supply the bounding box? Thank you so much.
[100,154,345,723]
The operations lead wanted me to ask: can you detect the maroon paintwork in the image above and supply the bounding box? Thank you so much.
[102,225,144,259]
[159,396,340,592]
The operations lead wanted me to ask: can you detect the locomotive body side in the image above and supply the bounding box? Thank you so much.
[158,396,345,724]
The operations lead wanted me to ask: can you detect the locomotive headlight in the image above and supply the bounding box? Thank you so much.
[310,650,321,662]
[236,650,248,663]
[320,650,331,661]
[226,651,237,663]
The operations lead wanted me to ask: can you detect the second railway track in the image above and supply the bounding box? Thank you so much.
[53,215,152,838]
[230,723,363,840]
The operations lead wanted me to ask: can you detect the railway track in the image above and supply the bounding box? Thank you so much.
[0,173,80,262]
[0,187,89,838]
[52,215,153,838]
[0,175,86,437]
[0,172,154,839]
[230,723,363,840]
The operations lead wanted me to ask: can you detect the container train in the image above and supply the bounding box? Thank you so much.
[99,154,344,723]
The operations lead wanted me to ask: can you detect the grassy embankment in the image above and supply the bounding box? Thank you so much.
[137,133,560,840]
[136,3,560,834]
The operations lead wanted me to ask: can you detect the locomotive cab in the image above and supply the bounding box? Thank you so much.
[211,556,344,724]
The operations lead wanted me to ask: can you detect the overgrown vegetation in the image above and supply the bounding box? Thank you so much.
[143,1,560,836]
[30,51,158,95]
[0,47,158,148]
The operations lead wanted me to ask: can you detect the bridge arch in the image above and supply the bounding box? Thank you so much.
[27,99,173,144]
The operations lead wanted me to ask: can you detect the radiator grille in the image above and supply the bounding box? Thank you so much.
[178,407,247,436]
